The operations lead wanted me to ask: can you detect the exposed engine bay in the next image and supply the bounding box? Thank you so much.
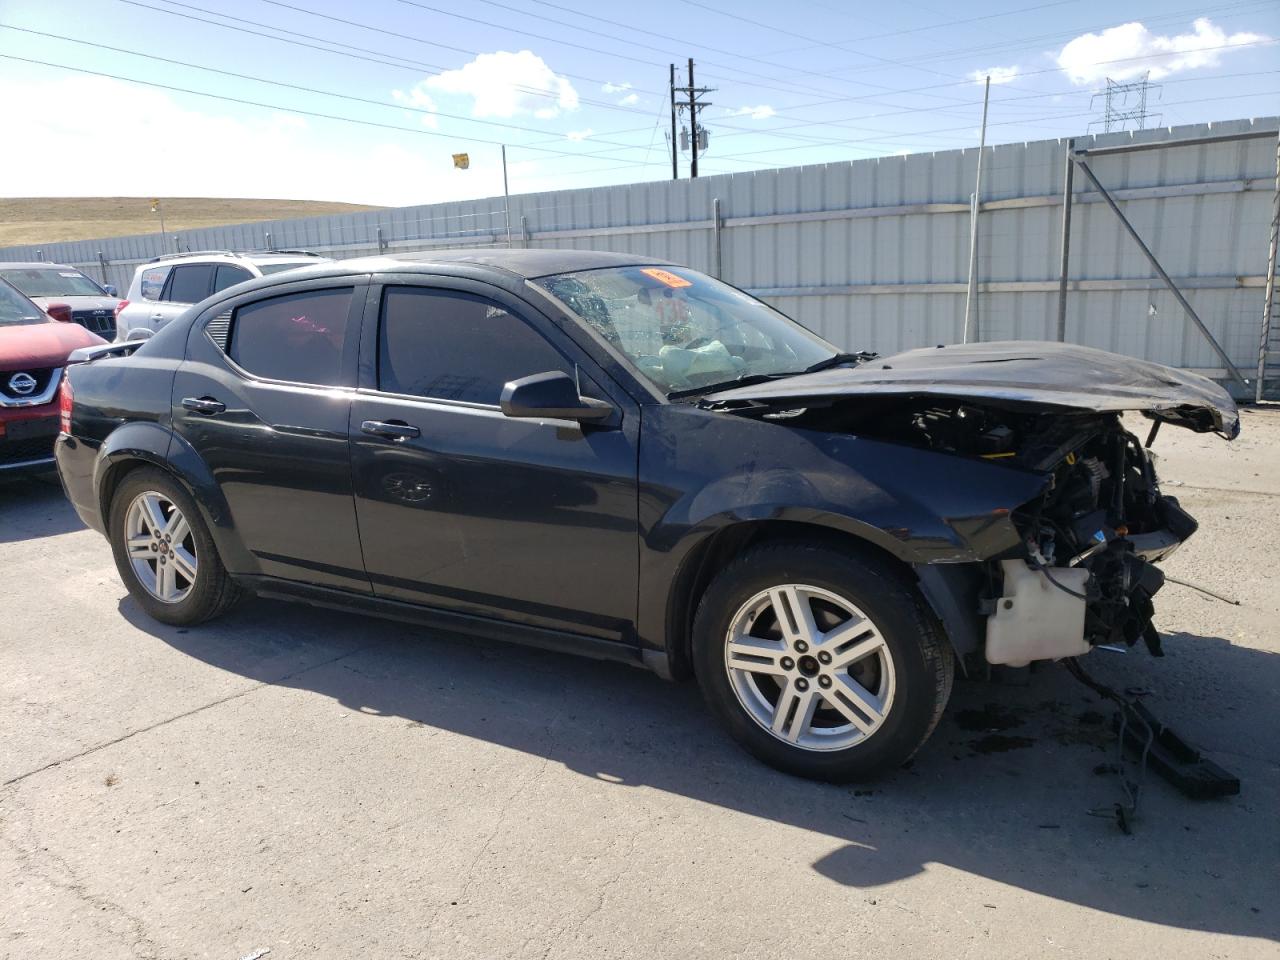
[732,395,1203,668]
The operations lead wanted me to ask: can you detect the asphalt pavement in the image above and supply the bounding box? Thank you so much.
[2,410,1277,959]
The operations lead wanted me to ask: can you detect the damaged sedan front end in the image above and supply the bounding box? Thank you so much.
[702,341,1238,672]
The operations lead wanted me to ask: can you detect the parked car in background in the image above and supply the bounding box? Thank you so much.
[55,251,1237,781]
[115,250,330,342]
[0,279,104,473]
[0,262,122,341]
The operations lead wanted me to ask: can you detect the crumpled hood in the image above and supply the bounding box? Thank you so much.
[0,320,106,369]
[705,341,1240,439]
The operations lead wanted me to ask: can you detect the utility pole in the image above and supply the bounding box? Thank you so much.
[671,59,715,179]
[962,74,991,344]
[689,58,700,179]
[501,144,512,247]
[669,64,678,181]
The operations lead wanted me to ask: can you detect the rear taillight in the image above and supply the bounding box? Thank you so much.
[58,375,74,435]
[114,299,130,318]
[46,303,73,323]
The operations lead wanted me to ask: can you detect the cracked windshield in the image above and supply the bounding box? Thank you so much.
[535,265,834,394]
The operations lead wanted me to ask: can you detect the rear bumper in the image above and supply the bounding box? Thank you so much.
[54,433,106,535]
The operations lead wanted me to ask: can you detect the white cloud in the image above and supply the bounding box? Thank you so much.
[727,104,776,120]
[602,81,631,94]
[418,50,579,119]
[968,65,1020,85]
[390,86,439,128]
[0,72,523,206]
[618,92,640,106]
[1056,17,1269,85]
[566,128,594,141]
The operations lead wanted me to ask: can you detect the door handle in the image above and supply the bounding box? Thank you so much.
[182,396,226,415]
[361,419,420,440]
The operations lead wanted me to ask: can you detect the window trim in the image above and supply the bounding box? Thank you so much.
[193,278,367,390]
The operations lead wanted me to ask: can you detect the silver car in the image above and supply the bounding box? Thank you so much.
[115,250,329,341]
[0,262,122,340]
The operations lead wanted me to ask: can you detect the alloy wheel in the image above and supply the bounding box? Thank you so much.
[124,491,198,604]
[724,584,896,751]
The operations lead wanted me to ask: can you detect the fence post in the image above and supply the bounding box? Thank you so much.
[1056,140,1075,341]
[712,197,723,279]
[98,251,109,284]
[377,226,387,254]
[520,215,530,247]
[265,231,273,251]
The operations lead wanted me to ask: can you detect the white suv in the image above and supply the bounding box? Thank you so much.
[115,250,330,341]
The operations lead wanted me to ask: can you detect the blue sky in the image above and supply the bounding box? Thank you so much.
[1,0,1276,205]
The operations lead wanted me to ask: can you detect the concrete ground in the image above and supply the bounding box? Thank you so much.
[2,410,1277,960]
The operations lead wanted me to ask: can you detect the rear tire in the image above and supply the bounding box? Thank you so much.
[109,467,242,626]
[693,541,953,782]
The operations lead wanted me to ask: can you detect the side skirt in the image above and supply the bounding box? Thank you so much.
[239,575,648,670]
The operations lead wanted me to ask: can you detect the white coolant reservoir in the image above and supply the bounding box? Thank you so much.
[985,559,1091,667]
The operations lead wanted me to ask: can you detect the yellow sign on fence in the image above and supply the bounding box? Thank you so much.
[452,153,470,170]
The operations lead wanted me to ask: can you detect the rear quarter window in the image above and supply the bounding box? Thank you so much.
[139,266,169,301]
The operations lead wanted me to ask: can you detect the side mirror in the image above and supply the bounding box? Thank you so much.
[46,303,74,323]
[500,371,613,422]
[103,284,118,297]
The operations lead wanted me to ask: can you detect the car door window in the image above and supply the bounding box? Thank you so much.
[378,287,570,405]
[164,264,215,304]
[212,265,253,294]
[227,287,354,386]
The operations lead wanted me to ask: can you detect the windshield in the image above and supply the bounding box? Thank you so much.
[0,267,105,298]
[256,261,318,276]
[534,265,836,395]
[0,280,45,326]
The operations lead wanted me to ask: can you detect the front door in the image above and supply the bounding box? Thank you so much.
[171,279,370,593]
[349,280,639,642]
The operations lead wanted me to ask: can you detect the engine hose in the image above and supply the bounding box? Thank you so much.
[1028,558,1089,601]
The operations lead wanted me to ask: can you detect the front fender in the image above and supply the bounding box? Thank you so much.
[635,404,1050,660]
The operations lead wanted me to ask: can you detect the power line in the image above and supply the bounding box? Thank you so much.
[0,52,702,168]
[118,0,655,117]
[0,24,673,155]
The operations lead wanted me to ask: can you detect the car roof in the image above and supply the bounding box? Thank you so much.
[142,251,326,266]
[230,249,673,286]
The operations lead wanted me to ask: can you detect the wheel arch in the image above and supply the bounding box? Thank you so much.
[94,425,256,575]
[662,519,928,682]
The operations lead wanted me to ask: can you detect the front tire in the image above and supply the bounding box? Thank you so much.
[693,542,953,782]
[109,467,242,626]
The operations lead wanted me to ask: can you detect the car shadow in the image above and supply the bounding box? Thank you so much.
[0,470,85,543]
[117,595,1277,941]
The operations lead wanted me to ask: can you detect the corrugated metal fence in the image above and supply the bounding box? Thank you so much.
[4,117,1277,387]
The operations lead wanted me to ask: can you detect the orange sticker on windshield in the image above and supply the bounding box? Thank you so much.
[639,267,692,288]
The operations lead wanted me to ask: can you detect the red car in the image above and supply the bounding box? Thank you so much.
[0,279,105,473]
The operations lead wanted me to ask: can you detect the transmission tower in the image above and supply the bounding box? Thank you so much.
[1090,72,1162,133]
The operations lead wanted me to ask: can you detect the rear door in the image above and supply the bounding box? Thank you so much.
[171,275,370,593]
[138,263,214,336]
[348,276,640,642]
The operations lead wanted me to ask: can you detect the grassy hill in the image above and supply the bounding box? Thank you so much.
[0,197,385,248]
